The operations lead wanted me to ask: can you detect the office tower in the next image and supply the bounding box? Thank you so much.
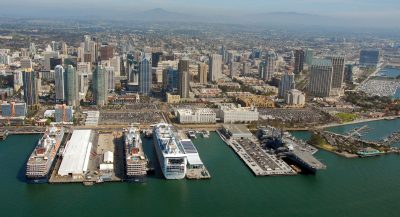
[344,64,354,83]
[61,42,68,55]
[54,65,65,103]
[100,45,114,61]
[209,54,222,82]
[152,52,162,67]
[178,59,190,74]
[44,51,59,71]
[327,56,345,95]
[78,72,89,94]
[305,49,314,65]
[22,69,39,105]
[77,62,91,73]
[90,41,97,63]
[127,53,139,85]
[178,70,190,98]
[242,62,249,74]
[139,54,152,95]
[105,66,115,92]
[77,47,85,62]
[359,49,380,68]
[163,67,178,91]
[55,104,73,123]
[93,65,108,106]
[229,62,237,78]
[259,61,265,79]
[110,56,121,77]
[20,58,33,69]
[29,42,36,56]
[309,59,333,97]
[13,71,23,91]
[278,72,295,98]
[50,58,62,70]
[198,63,208,84]
[263,51,276,82]
[294,49,305,74]
[65,65,79,107]
[220,45,226,63]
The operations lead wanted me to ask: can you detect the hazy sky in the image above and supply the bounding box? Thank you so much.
[1,0,400,26]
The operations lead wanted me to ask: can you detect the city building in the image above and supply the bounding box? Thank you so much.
[176,108,216,124]
[305,49,314,65]
[20,58,33,69]
[278,72,295,98]
[138,53,152,95]
[22,69,39,105]
[65,65,79,107]
[209,54,222,82]
[178,70,190,98]
[93,65,108,106]
[309,59,333,97]
[285,89,306,107]
[166,93,180,104]
[217,103,259,123]
[105,66,115,92]
[1,102,27,117]
[54,65,65,103]
[198,63,208,84]
[263,51,276,82]
[43,51,59,71]
[163,67,179,92]
[344,64,354,83]
[100,45,114,61]
[294,49,305,74]
[328,56,345,96]
[55,104,73,123]
[236,95,275,108]
[359,49,380,68]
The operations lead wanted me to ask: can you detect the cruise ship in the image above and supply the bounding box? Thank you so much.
[124,125,148,182]
[26,125,64,183]
[153,123,187,179]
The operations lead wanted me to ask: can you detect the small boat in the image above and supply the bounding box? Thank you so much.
[187,130,197,139]
[202,130,210,138]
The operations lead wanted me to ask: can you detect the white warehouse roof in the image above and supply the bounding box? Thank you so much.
[58,130,92,176]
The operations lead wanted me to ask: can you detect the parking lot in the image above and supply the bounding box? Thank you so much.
[100,111,164,124]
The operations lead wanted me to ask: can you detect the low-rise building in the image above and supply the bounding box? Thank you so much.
[217,103,259,123]
[55,104,74,123]
[1,102,27,117]
[166,93,181,104]
[236,95,275,108]
[285,89,306,107]
[177,108,216,124]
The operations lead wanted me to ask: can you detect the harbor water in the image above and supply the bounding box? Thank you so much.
[1,123,400,217]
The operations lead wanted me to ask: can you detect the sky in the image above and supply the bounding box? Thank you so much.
[1,0,399,27]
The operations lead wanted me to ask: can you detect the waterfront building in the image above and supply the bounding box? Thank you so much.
[54,65,65,103]
[198,63,208,84]
[176,108,216,124]
[138,53,152,95]
[22,69,39,105]
[305,49,314,65]
[285,89,306,107]
[93,65,108,106]
[217,103,259,123]
[294,49,305,74]
[359,49,380,68]
[1,102,27,117]
[278,72,295,98]
[309,59,333,97]
[55,104,73,123]
[209,54,222,82]
[65,65,79,107]
[327,56,345,96]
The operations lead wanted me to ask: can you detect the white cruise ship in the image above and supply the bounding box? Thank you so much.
[124,125,148,182]
[153,123,187,179]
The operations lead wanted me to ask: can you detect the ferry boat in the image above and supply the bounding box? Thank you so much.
[26,125,64,183]
[124,125,148,182]
[153,123,187,179]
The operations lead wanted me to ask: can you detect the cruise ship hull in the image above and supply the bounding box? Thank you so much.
[153,137,186,180]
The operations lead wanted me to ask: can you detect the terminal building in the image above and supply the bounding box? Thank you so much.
[58,130,93,179]
[176,108,216,124]
[180,139,204,169]
[217,103,259,123]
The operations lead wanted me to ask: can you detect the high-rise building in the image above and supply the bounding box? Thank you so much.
[178,70,190,98]
[209,54,222,82]
[178,59,189,73]
[93,65,108,106]
[344,64,354,83]
[263,51,276,82]
[65,65,79,107]
[54,65,65,103]
[138,54,152,95]
[163,67,179,91]
[100,45,114,61]
[305,49,314,65]
[152,52,163,67]
[50,58,62,70]
[22,69,39,105]
[105,66,115,92]
[327,56,345,95]
[359,49,380,68]
[43,51,59,71]
[278,72,295,98]
[309,59,333,97]
[198,63,208,84]
[294,49,305,74]
[127,53,139,86]
[78,72,89,95]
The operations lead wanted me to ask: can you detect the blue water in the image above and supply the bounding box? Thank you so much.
[376,67,400,78]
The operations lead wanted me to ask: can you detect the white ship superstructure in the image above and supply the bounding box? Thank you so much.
[153,123,187,179]
[124,125,148,182]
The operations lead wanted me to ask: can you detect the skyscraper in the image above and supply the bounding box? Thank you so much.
[327,56,345,96]
[309,59,333,97]
[305,49,314,65]
[359,49,380,68]
[105,66,115,92]
[93,65,108,106]
[54,65,65,103]
[263,51,276,82]
[198,63,208,84]
[22,69,39,105]
[139,53,152,95]
[178,59,189,74]
[65,65,79,107]
[209,54,222,82]
[344,64,354,83]
[278,72,295,98]
[294,49,305,74]
[163,67,178,91]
